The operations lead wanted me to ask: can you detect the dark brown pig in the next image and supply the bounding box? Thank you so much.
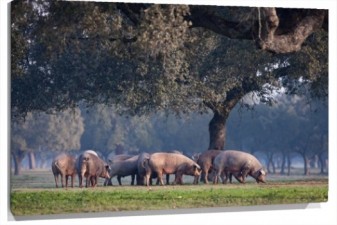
[106,154,134,185]
[104,155,139,186]
[143,152,201,186]
[108,154,133,162]
[193,150,222,184]
[213,150,266,184]
[137,152,151,185]
[51,153,76,188]
[77,151,110,188]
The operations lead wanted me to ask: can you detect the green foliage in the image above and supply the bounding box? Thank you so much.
[135,5,191,77]
[80,104,160,156]
[226,93,328,172]
[80,105,210,156]
[11,1,328,121]
[11,108,84,153]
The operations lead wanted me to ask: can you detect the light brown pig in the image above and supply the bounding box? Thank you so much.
[51,153,76,188]
[213,150,266,184]
[143,152,201,186]
[77,151,110,188]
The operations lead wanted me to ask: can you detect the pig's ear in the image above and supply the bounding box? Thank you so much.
[194,164,201,172]
[259,169,266,176]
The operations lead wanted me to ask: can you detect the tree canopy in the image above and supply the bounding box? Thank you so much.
[11,1,328,150]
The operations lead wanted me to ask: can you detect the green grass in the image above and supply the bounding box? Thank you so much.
[10,183,328,216]
[10,169,328,216]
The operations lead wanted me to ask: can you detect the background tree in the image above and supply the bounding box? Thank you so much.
[80,105,209,158]
[11,108,84,175]
[80,104,159,159]
[226,93,328,175]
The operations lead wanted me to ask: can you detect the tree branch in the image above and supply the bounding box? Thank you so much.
[188,5,254,40]
[188,6,327,54]
[258,8,326,53]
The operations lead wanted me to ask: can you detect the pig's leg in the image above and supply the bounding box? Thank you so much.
[131,174,135,185]
[117,175,122,185]
[204,169,209,184]
[166,174,170,185]
[54,174,59,188]
[71,174,74,188]
[61,174,65,188]
[157,171,164,185]
[65,175,69,188]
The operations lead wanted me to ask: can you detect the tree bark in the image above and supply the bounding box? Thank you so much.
[318,152,326,174]
[271,158,276,174]
[208,112,227,150]
[258,8,326,53]
[11,151,25,175]
[206,76,259,151]
[266,153,275,174]
[301,153,310,176]
[287,153,291,176]
[280,151,286,175]
[188,6,327,53]
[117,4,327,54]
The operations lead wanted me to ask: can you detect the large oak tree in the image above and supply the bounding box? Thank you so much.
[11,1,328,150]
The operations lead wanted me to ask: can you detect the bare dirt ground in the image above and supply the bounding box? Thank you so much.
[10,168,328,190]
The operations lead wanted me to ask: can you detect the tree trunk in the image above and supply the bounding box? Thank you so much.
[266,155,272,174]
[287,153,291,176]
[208,112,226,150]
[280,151,286,175]
[206,83,249,151]
[266,153,275,174]
[301,153,310,175]
[271,158,276,174]
[318,153,326,174]
[11,151,25,175]
[28,151,36,170]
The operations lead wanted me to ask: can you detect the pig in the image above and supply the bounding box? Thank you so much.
[137,152,151,185]
[104,155,139,186]
[79,149,101,185]
[136,152,168,186]
[143,152,201,186]
[105,154,134,185]
[107,154,133,162]
[77,151,110,188]
[212,150,266,184]
[191,152,201,161]
[51,153,76,188]
[193,150,222,184]
[84,149,98,157]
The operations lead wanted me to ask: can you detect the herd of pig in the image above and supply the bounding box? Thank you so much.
[51,149,266,188]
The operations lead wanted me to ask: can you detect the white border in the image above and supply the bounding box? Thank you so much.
[1,0,336,225]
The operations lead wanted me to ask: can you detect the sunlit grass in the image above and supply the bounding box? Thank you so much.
[10,169,328,216]
[10,182,328,216]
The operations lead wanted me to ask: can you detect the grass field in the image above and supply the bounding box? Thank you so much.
[10,169,328,217]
